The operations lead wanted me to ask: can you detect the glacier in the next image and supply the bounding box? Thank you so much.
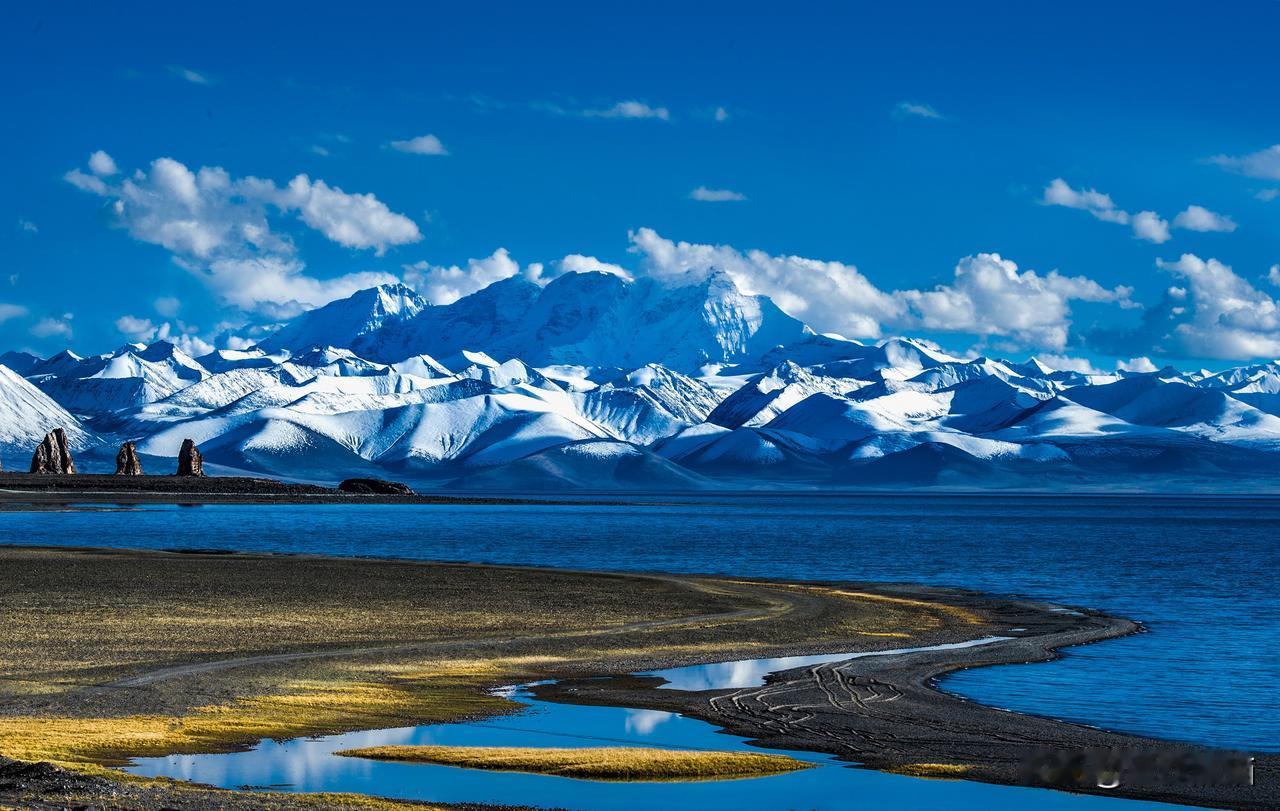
[4,271,1280,490]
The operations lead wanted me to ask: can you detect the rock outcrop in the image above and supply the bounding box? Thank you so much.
[114,442,144,475]
[30,429,76,474]
[176,439,205,477]
[337,477,416,496]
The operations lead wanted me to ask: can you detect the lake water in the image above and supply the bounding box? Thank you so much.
[123,676,1182,810]
[4,493,1275,805]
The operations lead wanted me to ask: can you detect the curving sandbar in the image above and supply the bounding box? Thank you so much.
[336,744,811,781]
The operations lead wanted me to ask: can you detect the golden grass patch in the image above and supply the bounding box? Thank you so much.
[889,762,971,778]
[337,745,812,781]
[0,676,508,767]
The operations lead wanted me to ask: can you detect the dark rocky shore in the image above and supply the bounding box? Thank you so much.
[0,473,579,506]
[538,587,1275,810]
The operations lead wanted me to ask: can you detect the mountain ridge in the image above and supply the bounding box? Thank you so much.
[5,274,1280,490]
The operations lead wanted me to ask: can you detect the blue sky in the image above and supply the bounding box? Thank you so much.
[3,1,1279,370]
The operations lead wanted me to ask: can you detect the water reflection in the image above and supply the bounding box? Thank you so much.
[643,636,1012,691]
[126,673,1182,810]
[624,709,674,735]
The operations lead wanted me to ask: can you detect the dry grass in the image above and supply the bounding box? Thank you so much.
[0,674,507,767]
[0,546,993,782]
[337,745,811,781]
[0,548,731,695]
[889,762,971,778]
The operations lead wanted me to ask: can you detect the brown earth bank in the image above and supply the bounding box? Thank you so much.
[0,546,1269,809]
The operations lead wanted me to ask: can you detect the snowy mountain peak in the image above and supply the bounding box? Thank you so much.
[257,283,429,354]
[348,269,809,372]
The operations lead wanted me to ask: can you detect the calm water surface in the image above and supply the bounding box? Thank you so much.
[4,493,1275,758]
[123,677,1183,810]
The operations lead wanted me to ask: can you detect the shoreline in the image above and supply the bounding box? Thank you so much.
[2,474,1279,507]
[0,473,627,507]
[540,593,1274,809]
[0,545,1271,809]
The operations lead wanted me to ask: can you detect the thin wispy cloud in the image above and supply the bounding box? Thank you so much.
[154,296,182,317]
[16,218,37,234]
[456,94,675,122]
[584,100,670,121]
[389,134,449,155]
[689,186,746,202]
[893,101,944,120]
[1208,144,1280,180]
[31,314,73,339]
[169,66,213,85]
[713,106,729,123]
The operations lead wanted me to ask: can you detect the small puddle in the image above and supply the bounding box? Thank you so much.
[123,647,1180,810]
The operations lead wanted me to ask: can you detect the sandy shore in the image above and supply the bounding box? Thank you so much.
[0,546,1270,809]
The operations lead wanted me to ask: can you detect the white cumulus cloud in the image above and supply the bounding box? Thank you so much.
[1173,205,1237,233]
[625,229,1130,350]
[389,134,449,156]
[1131,210,1171,244]
[402,248,522,305]
[115,314,155,339]
[208,257,397,319]
[267,175,422,255]
[555,254,632,281]
[1146,254,1280,359]
[1042,178,1130,224]
[896,253,1134,350]
[64,153,421,316]
[1116,356,1158,373]
[1042,179,1174,243]
[88,150,118,176]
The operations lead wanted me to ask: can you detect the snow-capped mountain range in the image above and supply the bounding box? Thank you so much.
[4,270,1280,490]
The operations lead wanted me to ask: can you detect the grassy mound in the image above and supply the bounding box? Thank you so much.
[337,744,811,781]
